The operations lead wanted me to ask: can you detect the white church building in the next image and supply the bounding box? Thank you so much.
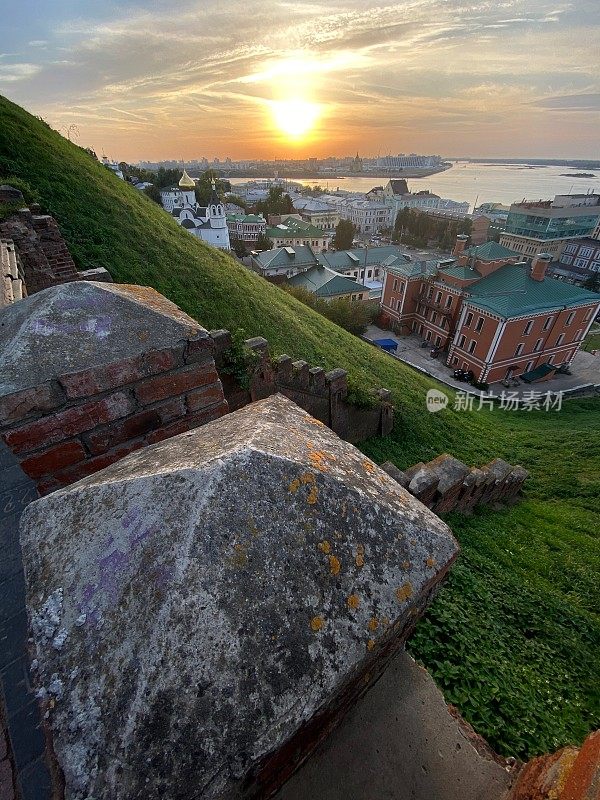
[160,170,230,251]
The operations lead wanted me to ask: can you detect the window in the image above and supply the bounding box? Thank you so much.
[565,311,575,326]
[445,296,453,308]
[468,340,476,354]
[515,343,524,356]
[393,279,398,291]
[426,330,432,341]
[436,336,441,347]
[452,356,459,365]
[435,291,442,304]
[475,317,484,333]
[465,312,473,327]
[575,328,583,341]
[458,334,466,348]
[534,338,543,352]
[556,333,565,345]
[526,360,534,372]
[543,316,554,330]
[524,320,533,335]
[432,313,437,325]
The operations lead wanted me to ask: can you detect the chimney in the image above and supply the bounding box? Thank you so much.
[530,252,552,282]
[453,234,469,258]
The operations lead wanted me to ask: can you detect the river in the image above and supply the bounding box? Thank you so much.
[230,162,600,210]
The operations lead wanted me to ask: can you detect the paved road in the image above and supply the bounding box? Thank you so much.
[365,325,600,399]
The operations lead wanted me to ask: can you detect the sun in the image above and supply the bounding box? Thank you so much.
[271,98,320,139]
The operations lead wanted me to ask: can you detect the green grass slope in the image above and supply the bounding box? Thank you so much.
[1,94,598,759]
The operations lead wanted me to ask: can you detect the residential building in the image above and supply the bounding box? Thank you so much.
[380,235,599,384]
[416,208,491,245]
[500,193,600,260]
[288,265,369,302]
[226,213,266,246]
[548,237,600,285]
[382,179,469,226]
[291,197,340,230]
[266,216,329,249]
[330,198,393,233]
[160,171,230,251]
[250,245,320,279]
[318,245,411,297]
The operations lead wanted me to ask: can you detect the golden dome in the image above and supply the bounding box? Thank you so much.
[178,169,195,189]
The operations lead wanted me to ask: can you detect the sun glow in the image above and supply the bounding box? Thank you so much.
[271,98,321,139]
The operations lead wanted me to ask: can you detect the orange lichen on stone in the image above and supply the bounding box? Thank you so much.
[381,616,390,626]
[368,617,379,632]
[347,594,360,610]
[395,582,413,602]
[289,478,301,493]
[355,544,365,568]
[307,485,318,505]
[426,557,437,568]
[318,540,331,554]
[362,460,375,473]
[367,639,375,651]
[329,555,341,576]
[310,616,324,632]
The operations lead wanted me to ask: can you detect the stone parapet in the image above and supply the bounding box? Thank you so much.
[381,454,529,514]
[0,240,25,309]
[211,331,394,443]
[20,394,458,800]
[0,282,227,494]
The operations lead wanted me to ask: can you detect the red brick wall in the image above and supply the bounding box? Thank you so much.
[0,342,227,495]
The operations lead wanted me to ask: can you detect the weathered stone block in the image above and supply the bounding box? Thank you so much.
[379,461,409,488]
[20,394,457,800]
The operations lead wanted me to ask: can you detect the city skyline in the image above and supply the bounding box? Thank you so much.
[1,0,599,162]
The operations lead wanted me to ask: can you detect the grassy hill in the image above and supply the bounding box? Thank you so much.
[1,94,598,759]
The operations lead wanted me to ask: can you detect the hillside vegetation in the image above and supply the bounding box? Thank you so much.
[1,94,598,759]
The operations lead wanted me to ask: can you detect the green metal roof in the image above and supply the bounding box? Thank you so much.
[288,265,366,298]
[252,245,319,270]
[384,259,439,279]
[318,245,410,270]
[267,217,324,239]
[226,214,265,223]
[466,264,599,317]
[462,241,518,261]
[438,264,480,280]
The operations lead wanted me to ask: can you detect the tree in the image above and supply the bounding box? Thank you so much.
[194,170,230,206]
[224,194,248,213]
[255,187,294,217]
[230,237,249,258]
[583,272,600,293]
[334,219,355,250]
[143,184,162,205]
[256,233,273,251]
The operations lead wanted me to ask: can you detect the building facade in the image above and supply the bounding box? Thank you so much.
[548,237,600,285]
[500,194,600,260]
[291,197,340,230]
[266,217,329,249]
[380,236,599,384]
[160,171,231,251]
[226,213,266,245]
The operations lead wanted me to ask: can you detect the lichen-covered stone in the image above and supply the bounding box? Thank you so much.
[20,394,458,800]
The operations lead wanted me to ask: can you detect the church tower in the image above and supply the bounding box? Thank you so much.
[206,179,230,251]
[178,168,197,207]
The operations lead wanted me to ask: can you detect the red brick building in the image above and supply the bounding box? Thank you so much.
[380,236,600,384]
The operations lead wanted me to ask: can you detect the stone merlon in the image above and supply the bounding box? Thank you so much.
[20,394,458,800]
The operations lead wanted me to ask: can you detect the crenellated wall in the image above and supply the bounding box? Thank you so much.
[381,454,528,514]
[210,331,394,443]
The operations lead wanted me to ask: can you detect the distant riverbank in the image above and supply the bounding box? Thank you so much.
[230,162,600,208]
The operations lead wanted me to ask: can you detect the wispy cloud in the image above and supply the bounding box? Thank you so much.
[0,0,598,158]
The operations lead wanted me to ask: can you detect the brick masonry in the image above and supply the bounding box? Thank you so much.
[381,454,529,514]
[210,331,394,444]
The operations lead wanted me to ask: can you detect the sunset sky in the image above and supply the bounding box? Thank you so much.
[1,0,599,162]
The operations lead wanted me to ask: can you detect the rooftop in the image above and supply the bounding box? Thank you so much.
[466,263,600,317]
[461,241,519,261]
[266,216,324,239]
[252,245,319,271]
[319,246,411,271]
[288,265,368,298]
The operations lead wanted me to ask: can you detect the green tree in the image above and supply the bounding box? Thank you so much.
[194,170,230,205]
[230,237,249,258]
[334,219,356,250]
[255,186,294,217]
[583,272,600,293]
[224,194,248,213]
[143,184,162,205]
[256,233,273,251]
